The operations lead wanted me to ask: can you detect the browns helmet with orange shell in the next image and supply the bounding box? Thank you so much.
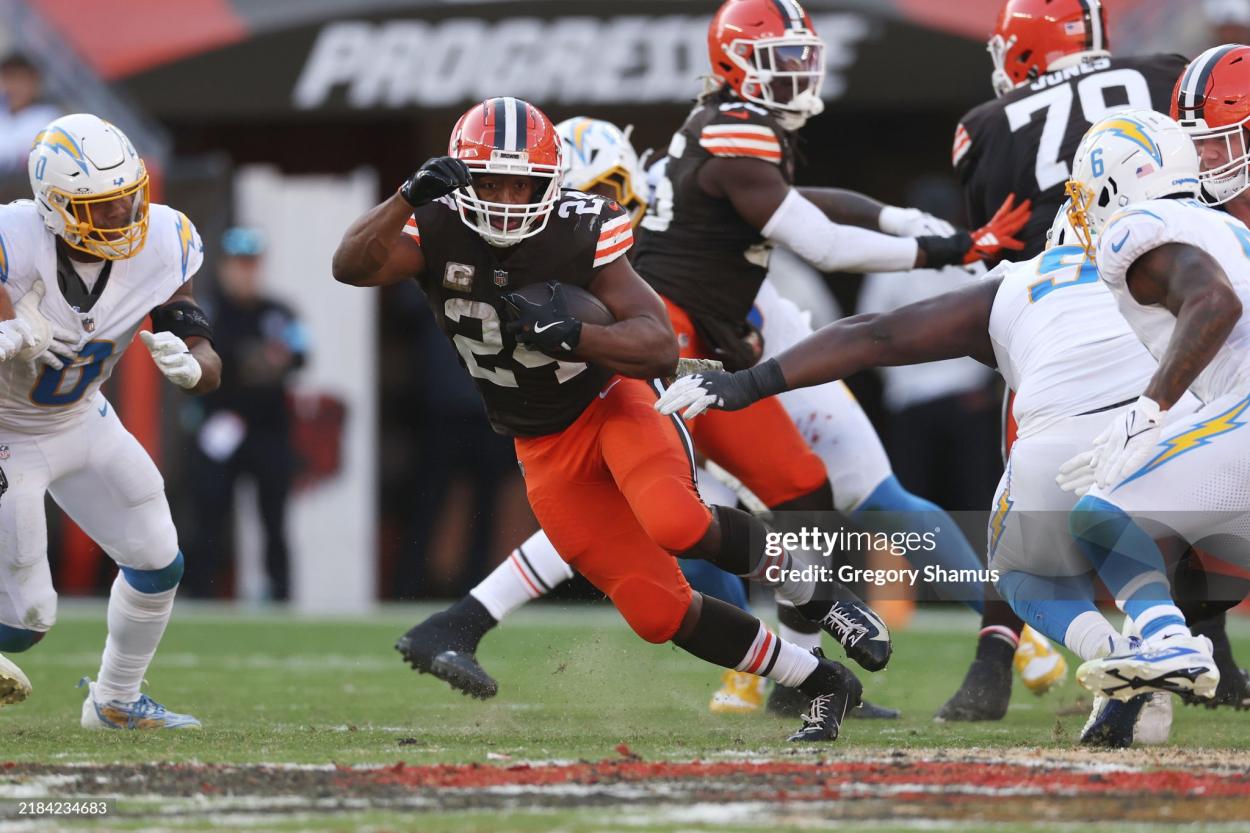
[988,0,1109,98]
[1173,44,1250,205]
[706,0,826,130]
[448,96,563,247]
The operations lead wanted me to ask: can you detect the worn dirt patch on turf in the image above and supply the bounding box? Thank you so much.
[3,749,1250,825]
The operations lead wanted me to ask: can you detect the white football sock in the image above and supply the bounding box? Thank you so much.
[735,622,819,687]
[1064,610,1121,661]
[470,530,573,622]
[95,575,176,704]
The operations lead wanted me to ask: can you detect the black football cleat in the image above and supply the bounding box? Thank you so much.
[767,682,898,719]
[799,595,892,672]
[395,604,499,699]
[788,649,863,742]
[933,656,1013,722]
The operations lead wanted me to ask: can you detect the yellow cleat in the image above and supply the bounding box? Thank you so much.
[1014,625,1067,695]
[0,653,32,707]
[709,670,766,714]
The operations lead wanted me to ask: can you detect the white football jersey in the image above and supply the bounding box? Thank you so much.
[0,201,203,434]
[1096,197,1250,404]
[988,246,1158,439]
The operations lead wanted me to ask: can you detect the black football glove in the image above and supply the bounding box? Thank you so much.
[400,157,472,208]
[654,359,788,419]
[503,281,583,354]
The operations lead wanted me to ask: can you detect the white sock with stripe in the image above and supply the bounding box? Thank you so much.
[470,531,574,622]
[735,622,819,688]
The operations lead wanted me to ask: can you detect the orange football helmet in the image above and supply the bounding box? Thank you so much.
[707,0,825,129]
[1173,44,1250,205]
[448,96,563,247]
[988,0,1109,97]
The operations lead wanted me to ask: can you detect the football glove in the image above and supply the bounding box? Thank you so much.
[878,205,956,238]
[0,317,31,363]
[503,281,582,354]
[917,193,1031,268]
[15,280,80,369]
[1091,396,1165,489]
[655,359,788,420]
[1057,396,1165,494]
[140,330,202,389]
[400,157,472,208]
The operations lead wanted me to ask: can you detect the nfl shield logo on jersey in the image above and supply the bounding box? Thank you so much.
[0,445,8,460]
[81,316,95,333]
[494,269,510,288]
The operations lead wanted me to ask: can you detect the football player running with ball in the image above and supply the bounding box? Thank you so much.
[0,114,221,728]
[334,97,899,743]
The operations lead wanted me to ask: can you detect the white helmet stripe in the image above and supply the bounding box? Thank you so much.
[503,96,520,152]
[1085,0,1104,51]
[772,0,805,29]
[1180,44,1239,118]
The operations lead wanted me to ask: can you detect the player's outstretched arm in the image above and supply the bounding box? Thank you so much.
[1128,242,1243,411]
[578,256,679,379]
[656,279,1000,419]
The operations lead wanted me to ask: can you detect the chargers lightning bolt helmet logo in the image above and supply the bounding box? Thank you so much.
[1088,117,1164,166]
[32,127,90,175]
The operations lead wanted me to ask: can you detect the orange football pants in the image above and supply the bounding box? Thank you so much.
[515,376,712,644]
[662,297,828,507]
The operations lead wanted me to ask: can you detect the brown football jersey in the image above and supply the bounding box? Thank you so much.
[405,191,632,436]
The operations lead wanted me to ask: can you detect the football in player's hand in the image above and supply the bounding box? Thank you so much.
[507,282,614,359]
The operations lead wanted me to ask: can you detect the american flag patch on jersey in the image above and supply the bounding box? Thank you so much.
[699,124,783,162]
[593,213,633,268]
[952,123,972,168]
[402,215,420,243]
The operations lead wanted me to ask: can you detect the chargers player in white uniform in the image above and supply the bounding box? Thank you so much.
[1055,108,1250,706]
[0,114,221,728]
[395,116,1066,721]
[653,186,1234,743]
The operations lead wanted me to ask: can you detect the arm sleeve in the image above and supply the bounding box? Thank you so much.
[761,189,919,274]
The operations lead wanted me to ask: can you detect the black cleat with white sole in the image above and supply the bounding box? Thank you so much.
[798,594,892,672]
[788,648,863,742]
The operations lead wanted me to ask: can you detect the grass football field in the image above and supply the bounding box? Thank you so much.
[2,602,1250,832]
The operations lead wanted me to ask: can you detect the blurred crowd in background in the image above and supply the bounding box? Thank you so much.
[1,0,1248,607]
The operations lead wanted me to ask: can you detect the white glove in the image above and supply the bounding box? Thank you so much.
[1092,396,1165,489]
[1055,449,1098,496]
[879,205,957,238]
[0,318,31,362]
[15,280,81,370]
[140,330,202,389]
